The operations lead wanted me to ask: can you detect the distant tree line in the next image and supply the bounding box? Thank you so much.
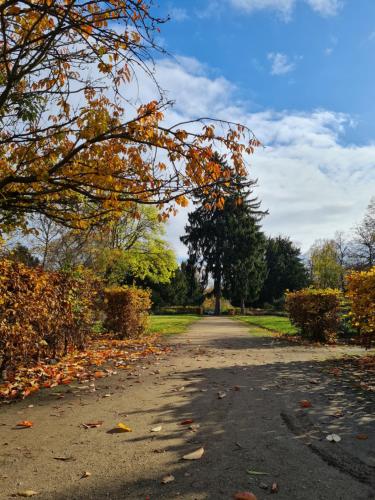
[308,198,375,289]
[3,163,373,313]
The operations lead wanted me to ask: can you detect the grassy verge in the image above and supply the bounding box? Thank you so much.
[236,315,297,336]
[149,315,201,335]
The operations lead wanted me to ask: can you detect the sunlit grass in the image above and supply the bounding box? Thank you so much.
[149,315,201,335]
[236,315,297,335]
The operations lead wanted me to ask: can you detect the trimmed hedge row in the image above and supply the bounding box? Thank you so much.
[155,305,203,315]
[0,260,99,372]
[346,267,375,347]
[286,267,375,345]
[286,288,340,342]
[103,286,151,339]
[0,261,152,372]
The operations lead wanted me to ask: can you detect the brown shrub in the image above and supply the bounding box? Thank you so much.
[346,267,375,347]
[0,260,98,371]
[103,286,151,339]
[285,288,341,342]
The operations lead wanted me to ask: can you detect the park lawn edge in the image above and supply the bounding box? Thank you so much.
[235,315,298,336]
[149,314,202,336]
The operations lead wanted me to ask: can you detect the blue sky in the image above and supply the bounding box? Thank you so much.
[160,0,375,142]
[141,1,375,257]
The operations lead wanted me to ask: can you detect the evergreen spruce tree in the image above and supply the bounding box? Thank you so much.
[181,153,266,315]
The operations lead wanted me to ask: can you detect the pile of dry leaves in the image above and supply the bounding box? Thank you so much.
[0,336,171,400]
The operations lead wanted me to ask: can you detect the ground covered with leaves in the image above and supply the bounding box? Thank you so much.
[0,336,171,401]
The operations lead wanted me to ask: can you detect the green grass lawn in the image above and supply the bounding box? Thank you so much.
[149,315,201,335]
[236,315,297,336]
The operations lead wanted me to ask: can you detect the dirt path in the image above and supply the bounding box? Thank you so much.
[1,317,374,500]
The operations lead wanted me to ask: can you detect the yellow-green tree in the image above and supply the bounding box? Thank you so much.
[309,240,343,289]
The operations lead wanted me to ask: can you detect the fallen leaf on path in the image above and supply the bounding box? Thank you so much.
[189,424,200,431]
[182,447,204,460]
[271,482,279,494]
[94,371,106,379]
[326,434,341,442]
[356,434,368,440]
[16,491,38,497]
[150,425,162,432]
[161,474,175,484]
[247,470,269,476]
[217,391,227,399]
[82,421,103,429]
[309,379,319,385]
[16,421,33,428]
[81,471,91,478]
[233,492,257,500]
[299,400,312,408]
[180,419,194,425]
[117,422,132,432]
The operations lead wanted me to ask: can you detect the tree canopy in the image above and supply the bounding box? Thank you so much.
[257,236,309,306]
[0,0,259,234]
[309,239,343,289]
[351,198,375,269]
[181,154,266,314]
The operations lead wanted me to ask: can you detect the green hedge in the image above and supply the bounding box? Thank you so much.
[155,306,203,315]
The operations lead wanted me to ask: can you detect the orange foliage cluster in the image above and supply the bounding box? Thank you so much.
[0,336,170,400]
[286,288,341,342]
[103,286,151,339]
[0,260,99,372]
[346,267,375,347]
[0,0,259,232]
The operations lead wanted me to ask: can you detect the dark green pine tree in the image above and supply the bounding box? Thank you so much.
[150,261,204,308]
[222,198,266,313]
[181,153,266,315]
[257,236,309,306]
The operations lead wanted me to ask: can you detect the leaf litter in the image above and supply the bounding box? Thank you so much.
[0,336,171,400]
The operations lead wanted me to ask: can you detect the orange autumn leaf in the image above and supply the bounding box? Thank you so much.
[17,420,33,428]
[299,400,312,408]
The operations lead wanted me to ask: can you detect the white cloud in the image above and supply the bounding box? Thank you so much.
[267,52,296,75]
[229,0,342,18]
[306,0,342,16]
[168,7,188,22]
[230,0,294,18]
[129,57,374,258]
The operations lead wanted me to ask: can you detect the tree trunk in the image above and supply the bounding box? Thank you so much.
[240,297,245,315]
[214,275,221,316]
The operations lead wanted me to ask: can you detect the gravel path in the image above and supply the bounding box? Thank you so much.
[0,317,374,500]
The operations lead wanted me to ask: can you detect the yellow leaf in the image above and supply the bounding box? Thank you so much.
[117,422,132,432]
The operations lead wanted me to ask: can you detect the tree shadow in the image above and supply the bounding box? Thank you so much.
[45,356,375,500]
